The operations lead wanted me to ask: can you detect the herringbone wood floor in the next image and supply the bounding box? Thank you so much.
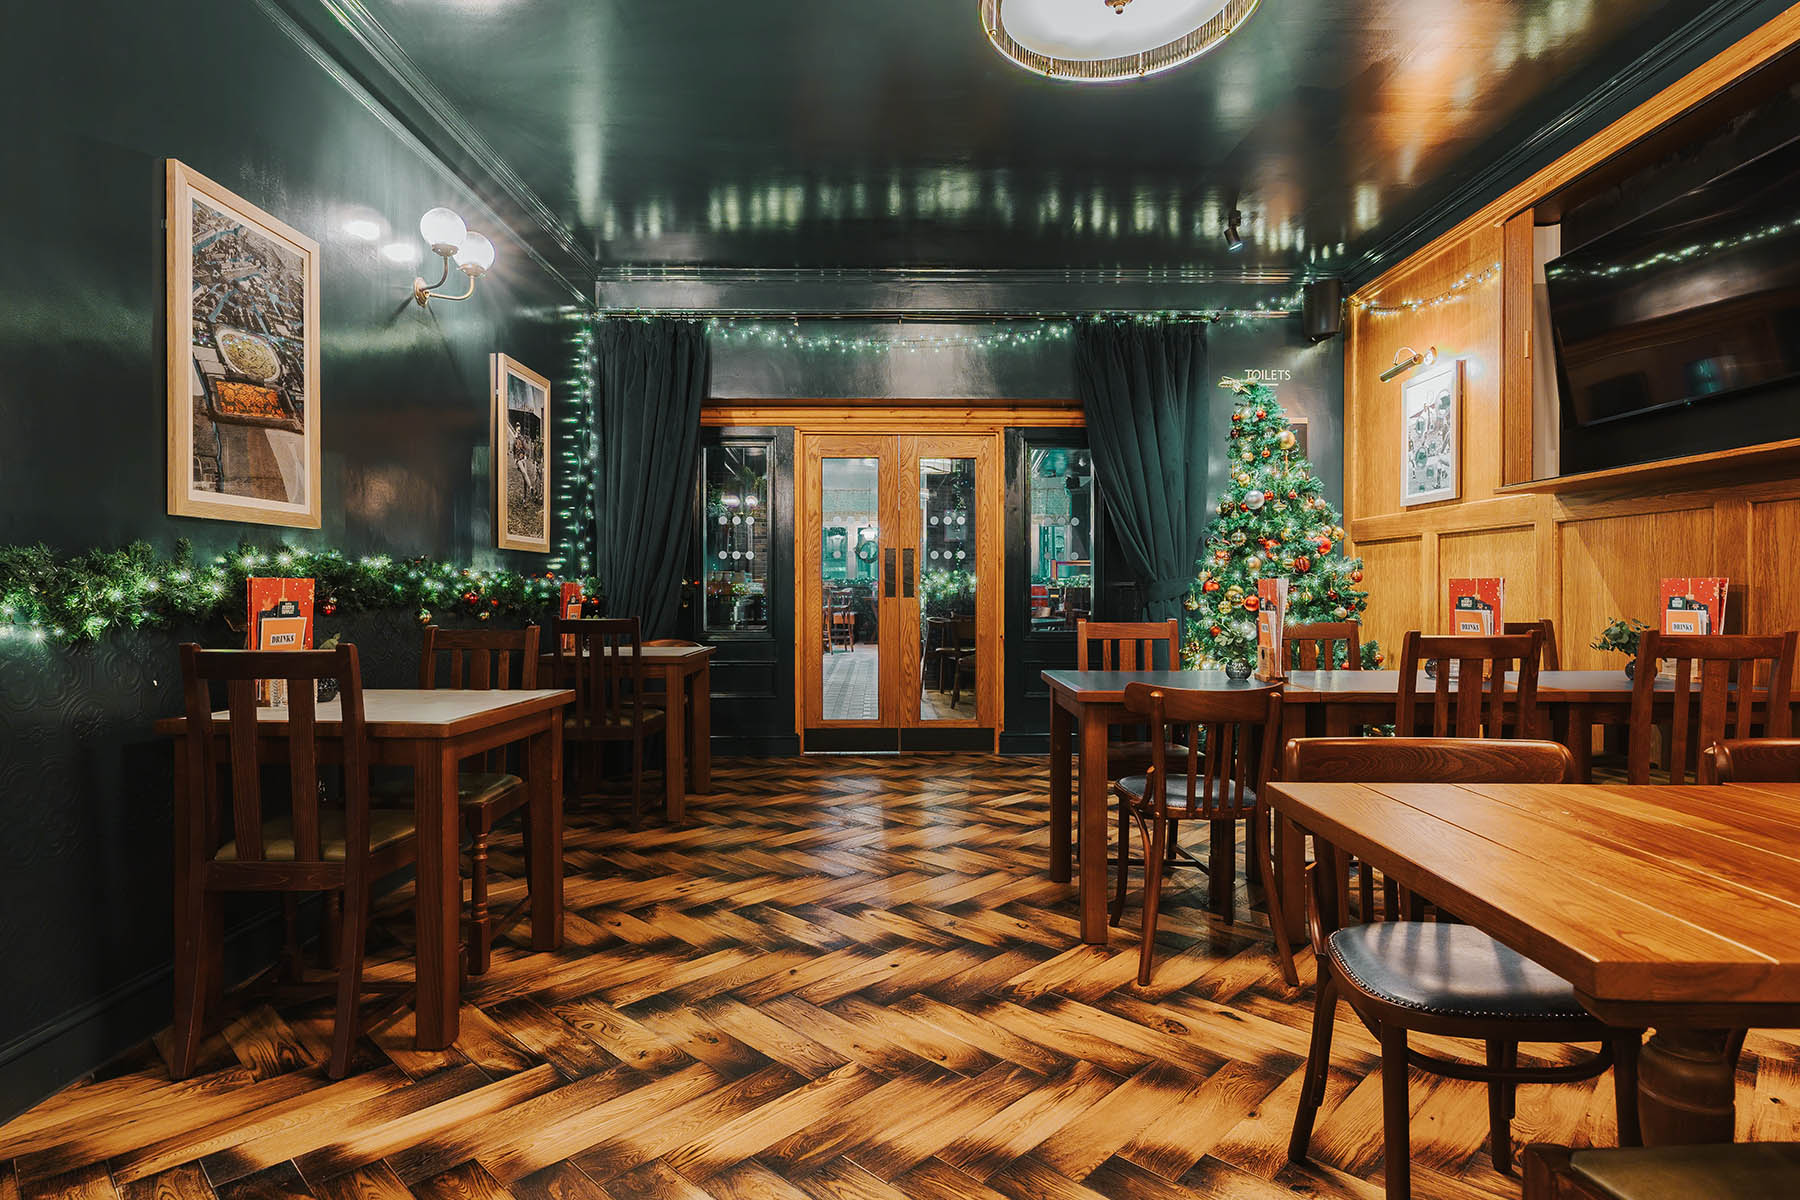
[5,755,1798,1200]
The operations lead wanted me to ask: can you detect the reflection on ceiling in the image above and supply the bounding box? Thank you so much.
[337,0,1779,281]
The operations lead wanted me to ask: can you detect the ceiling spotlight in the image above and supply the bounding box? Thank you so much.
[1380,345,1438,383]
[1222,209,1245,253]
[411,206,499,307]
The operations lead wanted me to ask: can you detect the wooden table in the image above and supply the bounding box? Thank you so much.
[158,688,571,1049]
[542,643,714,822]
[1266,778,1800,1145]
[1043,668,1701,946]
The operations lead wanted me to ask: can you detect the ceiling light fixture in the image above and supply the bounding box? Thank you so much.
[412,206,498,306]
[982,0,1260,83]
[1222,209,1245,253]
[1380,345,1437,383]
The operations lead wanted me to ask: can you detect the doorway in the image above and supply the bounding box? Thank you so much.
[796,432,1002,750]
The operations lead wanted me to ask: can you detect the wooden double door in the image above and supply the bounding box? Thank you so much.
[796,432,1002,750]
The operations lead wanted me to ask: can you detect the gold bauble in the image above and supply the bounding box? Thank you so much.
[1245,556,1262,574]
[1277,429,1297,450]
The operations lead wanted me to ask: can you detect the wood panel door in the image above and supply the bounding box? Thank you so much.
[797,431,1003,750]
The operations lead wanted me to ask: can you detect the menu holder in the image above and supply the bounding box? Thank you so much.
[1446,577,1505,679]
[1657,577,1729,680]
[247,576,314,707]
[1254,577,1289,682]
[559,581,584,653]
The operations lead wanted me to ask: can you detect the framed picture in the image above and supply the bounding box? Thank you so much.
[1399,357,1460,506]
[493,354,551,552]
[165,160,321,528]
[1287,417,1310,460]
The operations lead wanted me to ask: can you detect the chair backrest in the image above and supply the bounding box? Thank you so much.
[1702,738,1800,784]
[419,625,540,690]
[1122,682,1282,819]
[1077,619,1180,671]
[1283,735,1572,952]
[1503,618,1561,671]
[554,617,647,726]
[1396,629,1541,739]
[644,638,701,648]
[180,643,368,871]
[1630,631,1798,784]
[1286,621,1361,671]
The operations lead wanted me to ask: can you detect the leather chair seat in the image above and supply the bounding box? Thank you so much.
[215,809,416,862]
[1566,1143,1800,1200]
[370,769,523,811]
[1328,921,1591,1021]
[1115,773,1254,818]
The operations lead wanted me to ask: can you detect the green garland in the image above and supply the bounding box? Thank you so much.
[0,540,603,646]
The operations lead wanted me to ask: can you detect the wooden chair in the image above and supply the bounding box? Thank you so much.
[1504,619,1561,670]
[1397,629,1541,738]
[173,644,416,1079]
[1286,621,1361,670]
[416,625,542,976]
[554,617,666,828]
[946,616,978,709]
[1077,618,1185,780]
[827,591,855,652]
[1703,737,1800,783]
[1629,631,1798,785]
[1112,682,1295,987]
[1283,737,1641,1200]
[1523,1143,1800,1200]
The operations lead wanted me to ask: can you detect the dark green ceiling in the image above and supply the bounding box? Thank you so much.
[298,0,1790,286]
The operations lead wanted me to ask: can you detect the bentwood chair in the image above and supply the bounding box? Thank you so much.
[1396,630,1542,738]
[1703,737,1800,783]
[1112,681,1295,986]
[1628,631,1797,784]
[416,625,542,976]
[1286,621,1362,670]
[1283,738,1642,1200]
[554,617,666,828]
[173,644,417,1079]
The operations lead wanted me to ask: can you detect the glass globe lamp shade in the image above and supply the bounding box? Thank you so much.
[455,231,496,276]
[419,207,467,257]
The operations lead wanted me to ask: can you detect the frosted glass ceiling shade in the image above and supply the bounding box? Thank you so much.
[454,230,496,275]
[419,206,467,256]
[982,0,1259,82]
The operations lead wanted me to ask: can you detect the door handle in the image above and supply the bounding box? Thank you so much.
[902,548,916,598]
[884,547,896,598]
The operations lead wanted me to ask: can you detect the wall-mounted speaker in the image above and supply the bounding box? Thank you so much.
[1302,279,1344,343]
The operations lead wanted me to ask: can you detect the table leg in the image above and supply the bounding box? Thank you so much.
[527,716,564,952]
[1637,1029,1739,1145]
[1049,697,1072,884]
[413,741,462,1049]
[1566,702,1594,783]
[1078,711,1110,945]
[663,663,688,823]
[1275,704,1311,946]
[689,661,711,793]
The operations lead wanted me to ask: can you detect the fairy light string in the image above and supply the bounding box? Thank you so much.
[1348,262,1502,316]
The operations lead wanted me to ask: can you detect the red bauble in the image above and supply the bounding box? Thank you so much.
[1230,412,1242,422]
[1238,502,1249,512]
[1202,580,1220,592]
[1243,595,1260,611]
[1317,539,1333,554]
[1294,555,1312,572]
[1255,408,1266,419]
[1261,448,1272,458]
[1209,625,1223,637]
[490,599,500,607]
[1351,569,1364,583]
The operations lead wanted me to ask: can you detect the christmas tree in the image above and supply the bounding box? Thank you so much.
[1184,378,1377,670]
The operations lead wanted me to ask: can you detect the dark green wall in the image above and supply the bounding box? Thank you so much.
[0,0,585,1116]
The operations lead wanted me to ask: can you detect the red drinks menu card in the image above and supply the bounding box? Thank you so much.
[247,576,314,707]
[1448,577,1505,636]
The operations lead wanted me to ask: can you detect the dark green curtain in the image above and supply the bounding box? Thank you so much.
[592,318,708,633]
[1074,320,1209,622]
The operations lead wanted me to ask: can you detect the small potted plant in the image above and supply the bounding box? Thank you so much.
[1591,617,1654,679]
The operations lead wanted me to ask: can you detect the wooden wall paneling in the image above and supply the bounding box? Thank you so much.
[1353,536,1428,658]
[1501,210,1536,488]
[1557,508,1718,668]
[1439,524,1542,628]
[1752,499,1800,639]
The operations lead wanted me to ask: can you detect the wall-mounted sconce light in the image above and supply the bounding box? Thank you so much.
[1380,344,1437,383]
[411,207,497,306]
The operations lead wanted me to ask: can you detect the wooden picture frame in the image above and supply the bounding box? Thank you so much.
[1400,357,1460,506]
[165,160,321,528]
[492,354,552,552]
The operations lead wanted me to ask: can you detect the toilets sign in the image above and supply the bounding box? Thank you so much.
[1239,368,1293,383]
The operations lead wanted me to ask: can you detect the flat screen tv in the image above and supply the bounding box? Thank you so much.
[1545,82,1800,476]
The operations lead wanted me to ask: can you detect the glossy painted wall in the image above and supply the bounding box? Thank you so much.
[0,0,583,1115]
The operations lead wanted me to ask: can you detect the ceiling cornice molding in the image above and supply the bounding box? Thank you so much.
[271,0,598,300]
[1341,0,1789,290]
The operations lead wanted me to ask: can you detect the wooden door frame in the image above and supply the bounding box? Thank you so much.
[794,423,1006,750]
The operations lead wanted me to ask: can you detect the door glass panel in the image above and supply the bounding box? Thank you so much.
[703,443,770,634]
[918,456,977,721]
[1027,448,1094,631]
[821,457,879,721]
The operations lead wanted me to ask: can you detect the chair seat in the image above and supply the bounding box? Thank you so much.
[1566,1143,1800,1200]
[370,769,523,810]
[1115,772,1252,818]
[566,706,666,734]
[215,809,416,863]
[1327,921,1591,1021]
